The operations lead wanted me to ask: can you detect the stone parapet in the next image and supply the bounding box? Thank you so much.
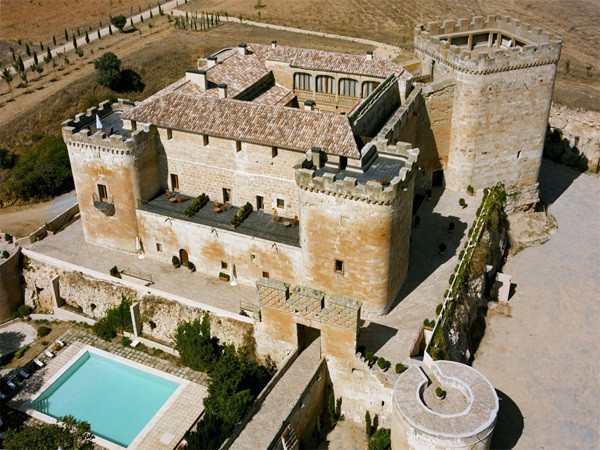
[415,15,562,74]
[295,148,419,205]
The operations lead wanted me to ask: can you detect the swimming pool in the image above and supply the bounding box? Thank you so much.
[31,349,181,447]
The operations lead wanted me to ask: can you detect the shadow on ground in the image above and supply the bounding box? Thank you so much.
[358,322,398,355]
[491,389,524,449]
[0,331,27,361]
[539,158,581,207]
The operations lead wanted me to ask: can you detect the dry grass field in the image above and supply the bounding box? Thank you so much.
[181,0,600,111]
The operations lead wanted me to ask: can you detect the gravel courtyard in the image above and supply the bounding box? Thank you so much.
[473,160,600,449]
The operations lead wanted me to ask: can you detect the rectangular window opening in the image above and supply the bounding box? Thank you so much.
[276,198,285,209]
[272,147,278,158]
[256,196,264,211]
[335,259,344,274]
[167,128,173,140]
[170,174,179,192]
[223,188,231,203]
[262,271,270,279]
[156,243,163,253]
[339,156,348,170]
[97,184,108,201]
[221,261,228,270]
[236,141,242,152]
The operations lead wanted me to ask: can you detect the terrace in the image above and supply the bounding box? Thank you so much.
[137,193,301,248]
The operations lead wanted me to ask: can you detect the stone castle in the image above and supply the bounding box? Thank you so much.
[50,15,561,448]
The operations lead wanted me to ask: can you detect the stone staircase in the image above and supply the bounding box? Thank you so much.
[281,425,299,450]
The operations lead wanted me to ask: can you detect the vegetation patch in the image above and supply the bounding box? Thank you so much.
[92,295,133,340]
[2,415,94,450]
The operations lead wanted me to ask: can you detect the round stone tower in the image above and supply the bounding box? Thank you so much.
[392,360,499,449]
[415,16,562,209]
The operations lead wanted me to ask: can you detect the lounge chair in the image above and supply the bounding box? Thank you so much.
[55,339,65,347]
[0,392,6,400]
[44,350,54,358]
[18,369,30,379]
[34,359,45,367]
[6,380,16,390]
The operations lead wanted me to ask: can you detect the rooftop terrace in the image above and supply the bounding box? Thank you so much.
[138,193,300,247]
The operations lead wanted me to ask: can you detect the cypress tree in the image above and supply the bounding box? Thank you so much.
[149,9,153,19]
[47,47,52,61]
[72,34,78,49]
[140,14,144,23]
[109,24,113,35]
[33,51,38,65]
[40,41,44,51]
[98,29,101,39]
[85,31,90,44]
[77,27,81,36]
[64,29,68,41]
[130,17,134,27]
[18,55,25,73]
[53,35,57,46]
[25,43,31,56]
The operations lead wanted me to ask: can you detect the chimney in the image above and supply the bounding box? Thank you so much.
[271,40,277,49]
[304,100,315,111]
[207,56,217,68]
[311,146,323,168]
[238,43,248,55]
[366,50,373,61]
[218,83,228,99]
[185,69,208,91]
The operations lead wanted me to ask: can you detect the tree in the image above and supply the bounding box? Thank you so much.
[94,52,121,88]
[25,43,31,56]
[0,148,17,169]
[46,47,52,61]
[2,415,94,450]
[53,35,57,45]
[365,410,372,437]
[33,50,38,65]
[64,28,69,41]
[72,34,78,49]
[110,14,127,32]
[97,29,101,40]
[1,68,14,99]
[174,314,222,371]
[368,428,391,450]
[109,24,113,35]
[85,31,90,44]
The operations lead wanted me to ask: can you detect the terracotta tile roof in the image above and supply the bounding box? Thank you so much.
[204,52,271,98]
[123,93,361,158]
[249,43,406,79]
[251,84,296,106]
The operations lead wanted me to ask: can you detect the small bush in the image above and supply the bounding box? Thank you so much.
[5,233,13,243]
[2,250,9,259]
[376,357,387,370]
[395,363,407,374]
[109,265,120,277]
[435,387,446,398]
[14,345,30,359]
[467,185,475,194]
[459,198,466,207]
[436,304,442,315]
[37,325,52,337]
[0,147,17,169]
[121,336,132,347]
[15,304,33,318]
[41,340,49,346]
[365,410,372,437]
[93,318,116,340]
[172,256,180,267]
[187,262,196,272]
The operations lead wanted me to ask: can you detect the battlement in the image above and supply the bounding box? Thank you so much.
[257,278,361,332]
[62,99,151,154]
[415,15,562,74]
[295,147,419,205]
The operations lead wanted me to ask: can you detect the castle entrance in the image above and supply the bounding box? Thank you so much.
[179,249,189,265]
[297,324,320,352]
[432,170,444,187]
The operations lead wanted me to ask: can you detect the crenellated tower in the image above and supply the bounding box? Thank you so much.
[415,16,562,209]
[62,100,160,252]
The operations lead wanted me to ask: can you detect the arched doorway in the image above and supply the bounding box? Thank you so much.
[179,249,189,265]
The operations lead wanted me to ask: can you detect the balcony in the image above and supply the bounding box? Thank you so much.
[137,193,300,247]
[92,193,115,216]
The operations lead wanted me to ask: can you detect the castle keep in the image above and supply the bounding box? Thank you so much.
[63,16,560,319]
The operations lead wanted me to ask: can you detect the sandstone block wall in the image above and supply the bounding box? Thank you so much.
[0,247,21,322]
[157,129,301,217]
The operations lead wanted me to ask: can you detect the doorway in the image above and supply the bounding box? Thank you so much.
[297,324,320,351]
[256,195,264,211]
[223,188,231,203]
[432,170,444,187]
[179,249,189,265]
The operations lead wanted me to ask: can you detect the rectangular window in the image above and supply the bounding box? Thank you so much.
[339,156,348,170]
[236,141,242,152]
[293,73,313,91]
[97,184,108,201]
[517,151,522,159]
[256,196,264,211]
[316,75,336,94]
[272,147,278,158]
[170,174,179,191]
[223,188,231,203]
[276,198,285,209]
[262,271,270,279]
[335,259,344,274]
[221,261,228,270]
[203,135,209,146]
[156,243,163,253]
[167,128,173,140]
[339,78,358,97]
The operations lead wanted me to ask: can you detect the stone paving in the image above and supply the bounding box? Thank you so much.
[27,220,256,314]
[360,187,478,365]
[0,321,37,359]
[473,160,600,449]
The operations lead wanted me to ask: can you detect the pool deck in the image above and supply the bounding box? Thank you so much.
[8,329,208,450]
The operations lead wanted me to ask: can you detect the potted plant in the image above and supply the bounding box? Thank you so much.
[435,387,446,400]
[187,262,196,272]
[395,363,407,374]
[467,185,475,196]
[438,243,446,255]
[218,272,230,282]
[109,265,120,278]
[459,198,467,208]
[172,256,181,268]
[231,215,240,228]
[377,357,388,371]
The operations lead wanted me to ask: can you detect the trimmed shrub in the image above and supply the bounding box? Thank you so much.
[187,262,196,272]
[109,265,120,277]
[467,185,475,195]
[37,325,52,338]
[376,357,387,370]
[2,250,9,259]
[14,345,29,359]
[184,193,209,217]
[436,304,443,315]
[5,233,13,243]
[395,363,407,374]
[368,428,391,450]
[172,255,180,267]
[121,336,132,347]
[435,387,446,399]
[459,198,466,207]
[365,410,372,437]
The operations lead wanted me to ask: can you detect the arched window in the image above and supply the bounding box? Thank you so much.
[316,75,336,94]
[362,81,380,98]
[294,73,313,91]
[339,78,358,97]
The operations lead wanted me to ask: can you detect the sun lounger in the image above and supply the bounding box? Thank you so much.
[55,339,65,347]
[18,369,30,378]
[34,359,45,367]
[44,350,54,358]
[0,392,6,399]
[130,340,140,348]
[6,380,16,389]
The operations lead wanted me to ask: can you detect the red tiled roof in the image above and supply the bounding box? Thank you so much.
[123,93,360,158]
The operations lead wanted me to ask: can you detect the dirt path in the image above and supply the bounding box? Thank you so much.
[171,10,405,60]
[473,160,600,449]
[0,191,77,237]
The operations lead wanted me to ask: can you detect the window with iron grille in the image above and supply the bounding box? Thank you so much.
[339,78,358,97]
[294,73,313,91]
[316,75,336,94]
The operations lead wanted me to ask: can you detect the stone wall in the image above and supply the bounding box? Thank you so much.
[0,244,21,322]
[22,259,252,347]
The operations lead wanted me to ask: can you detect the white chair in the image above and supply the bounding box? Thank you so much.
[34,359,45,367]
[19,369,30,378]
[44,350,54,358]
[55,339,65,347]
[6,380,16,389]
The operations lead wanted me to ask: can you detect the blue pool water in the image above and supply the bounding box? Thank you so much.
[31,351,179,447]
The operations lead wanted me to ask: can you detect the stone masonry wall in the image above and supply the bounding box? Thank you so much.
[0,246,21,322]
[157,129,301,218]
[22,259,252,347]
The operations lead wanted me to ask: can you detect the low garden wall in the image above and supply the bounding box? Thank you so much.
[426,185,509,364]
